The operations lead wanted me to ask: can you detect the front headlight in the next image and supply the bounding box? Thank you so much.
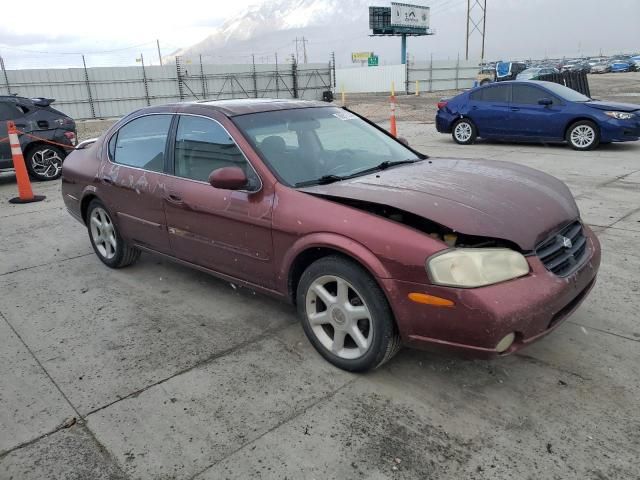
[604,111,635,120]
[427,248,530,288]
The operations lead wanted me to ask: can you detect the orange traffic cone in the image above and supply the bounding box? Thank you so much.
[7,120,45,204]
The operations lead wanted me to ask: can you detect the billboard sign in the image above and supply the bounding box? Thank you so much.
[352,52,374,63]
[390,2,430,29]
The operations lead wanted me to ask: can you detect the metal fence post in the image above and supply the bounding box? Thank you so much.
[331,51,336,91]
[291,55,298,99]
[405,57,410,95]
[275,53,280,98]
[0,56,11,95]
[252,54,258,98]
[140,53,151,106]
[176,56,185,101]
[428,53,433,93]
[199,55,207,100]
[81,55,96,119]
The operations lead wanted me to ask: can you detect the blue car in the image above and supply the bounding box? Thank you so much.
[436,81,640,150]
[609,61,632,73]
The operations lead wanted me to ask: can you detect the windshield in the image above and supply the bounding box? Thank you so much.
[519,68,540,75]
[539,82,591,102]
[233,107,419,186]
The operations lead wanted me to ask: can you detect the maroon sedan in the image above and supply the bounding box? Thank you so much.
[61,99,600,372]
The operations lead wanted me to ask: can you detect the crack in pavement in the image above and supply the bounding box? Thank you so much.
[84,319,298,418]
[0,252,94,277]
[187,378,358,480]
[567,320,640,344]
[0,310,129,478]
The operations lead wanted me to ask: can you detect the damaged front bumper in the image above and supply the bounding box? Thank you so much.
[380,226,601,357]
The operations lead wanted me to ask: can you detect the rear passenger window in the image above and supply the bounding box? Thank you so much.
[174,116,251,183]
[481,85,510,102]
[111,115,171,172]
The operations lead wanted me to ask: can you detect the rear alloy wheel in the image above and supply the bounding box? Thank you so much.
[297,256,401,372]
[452,118,477,145]
[25,145,64,181]
[87,200,140,268]
[567,121,600,150]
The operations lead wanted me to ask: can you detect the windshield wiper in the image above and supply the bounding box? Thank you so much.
[348,159,418,178]
[295,174,345,187]
[295,159,419,188]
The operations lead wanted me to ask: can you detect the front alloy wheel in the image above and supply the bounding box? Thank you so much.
[306,275,373,360]
[297,256,401,372]
[567,121,600,150]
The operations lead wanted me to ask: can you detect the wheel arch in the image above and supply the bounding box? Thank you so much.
[283,233,393,304]
[564,117,600,139]
[80,190,100,225]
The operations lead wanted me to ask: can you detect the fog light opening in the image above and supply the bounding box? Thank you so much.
[496,333,516,353]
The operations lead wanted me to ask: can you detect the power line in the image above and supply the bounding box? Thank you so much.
[0,41,158,56]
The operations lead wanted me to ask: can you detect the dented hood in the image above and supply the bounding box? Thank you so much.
[299,158,579,251]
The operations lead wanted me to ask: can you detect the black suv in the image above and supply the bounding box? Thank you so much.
[0,96,77,181]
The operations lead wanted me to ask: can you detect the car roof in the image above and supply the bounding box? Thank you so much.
[189,98,330,117]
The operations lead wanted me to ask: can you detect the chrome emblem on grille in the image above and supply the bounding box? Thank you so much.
[561,236,573,249]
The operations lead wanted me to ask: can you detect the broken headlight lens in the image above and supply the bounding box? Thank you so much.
[427,248,529,288]
[604,111,635,120]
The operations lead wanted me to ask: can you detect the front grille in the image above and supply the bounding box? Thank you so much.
[536,221,588,277]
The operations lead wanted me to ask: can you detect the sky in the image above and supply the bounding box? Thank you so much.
[0,0,639,69]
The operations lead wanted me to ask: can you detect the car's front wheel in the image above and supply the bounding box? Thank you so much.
[452,118,477,145]
[297,256,401,372]
[567,120,600,150]
[87,199,140,268]
[25,145,65,181]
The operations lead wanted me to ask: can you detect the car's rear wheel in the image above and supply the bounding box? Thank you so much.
[87,199,140,268]
[25,145,65,181]
[452,118,477,145]
[567,120,600,150]
[297,256,401,372]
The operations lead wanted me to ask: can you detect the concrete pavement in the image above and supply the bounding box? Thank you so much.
[1,126,639,480]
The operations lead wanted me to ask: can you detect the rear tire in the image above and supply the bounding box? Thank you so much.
[296,255,401,372]
[566,120,600,150]
[86,199,140,268]
[25,145,65,181]
[452,118,477,145]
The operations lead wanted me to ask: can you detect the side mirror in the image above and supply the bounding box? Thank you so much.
[208,166,248,190]
[538,98,553,106]
[397,137,409,147]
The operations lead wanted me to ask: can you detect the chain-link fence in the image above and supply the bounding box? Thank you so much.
[0,53,333,120]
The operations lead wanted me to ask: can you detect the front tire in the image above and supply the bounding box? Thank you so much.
[86,199,140,268]
[566,120,600,150]
[25,145,65,181]
[452,118,477,145]
[297,256,401,372]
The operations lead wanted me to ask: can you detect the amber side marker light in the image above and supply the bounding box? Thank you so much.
[408,293,455,307]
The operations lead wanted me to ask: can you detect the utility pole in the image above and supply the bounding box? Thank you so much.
[157,39,163,66]
[302,36,308,64]
[294,38,300,64]
[0,56,10,95]
[465,0,487,61]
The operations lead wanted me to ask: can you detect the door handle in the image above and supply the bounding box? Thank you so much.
[510,107,520,111]
[166,193,183,205]
[471,106,478,110]
[101,177,114,185]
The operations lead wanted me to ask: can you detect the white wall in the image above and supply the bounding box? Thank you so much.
[335,60,481,94]
[335,64,406,94]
